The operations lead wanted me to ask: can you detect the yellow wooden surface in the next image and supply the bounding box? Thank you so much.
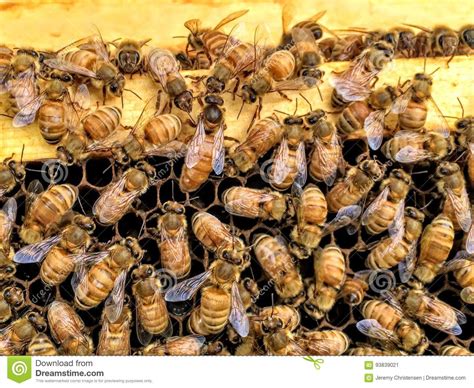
[0,0,473,161]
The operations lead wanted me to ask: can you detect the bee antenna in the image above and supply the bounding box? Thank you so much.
[423,56,427,73]
[457,97,464,118]
[316,85,323,102]
[77,194,87,216]
[236,99,245,120]
[124,88,143,100]
[429,66,440,76]
[187,112,196,126]
[293,98,299,116]
[274,109,289,116]
[299,93,312,111]
[20,144,25,164]
[270,294,275,317]
[172,36,188,39]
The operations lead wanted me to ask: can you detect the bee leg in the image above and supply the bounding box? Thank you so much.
[102,85,107,105]
[231,78,240,101]
[276,91,292,102]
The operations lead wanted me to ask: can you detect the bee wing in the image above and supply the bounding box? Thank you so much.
[294,141,307,189]
[89,34,112,64]
[135,301,153,346]
[389,199,405,240]
[391,88,412,114]
[364,110,385,150]
[8,68,38,111]
[70,251,110,290]
[423,295,466,335]
[13,235,61,264]
[443,251,474,273]
[229,282,250,337]
[25,179,44,214]
[446,188,472,232]
[361,186,390,226]
[184,19,201,35]
[164,270,211,302]
[212,124,225,175]
[356,319,401,346]
[272,76,320,92]
[398,242,417,283]
[213,9,249,31]
[160,225,186,267]
[104,270,127,323]
[185,117,205,169]
[43,58,98,78]
[313,133,341,186]
[224,191,276,217]
[2,197,17,225]
[85,128,132,152]
[467,223,474,254]
[380,291,404,316]
[394,145,431,164]
[72,83,91,111]
[322,205,362,235]
[426,97,450,138]
[12,92,46,127]
[292,27,321,59]
[299,337,343,356]
[271,137,290,185]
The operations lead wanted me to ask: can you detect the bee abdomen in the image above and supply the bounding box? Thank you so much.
[38,101,67,144]
[144,114,181,146]
[398,100,427,131]
[41,247,74,285]
[82,106,122,140]
[33,184,78,229]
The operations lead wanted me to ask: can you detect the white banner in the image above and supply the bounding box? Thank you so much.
[0,356,472,387]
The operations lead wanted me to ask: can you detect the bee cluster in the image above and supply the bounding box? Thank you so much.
[0,7,473,356]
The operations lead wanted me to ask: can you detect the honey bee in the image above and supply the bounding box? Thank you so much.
[457,24,474,55]
[326,158,385,213]
[298,329,350,355]
[20,181,78,244]
[230,115,284,173]
[362,168,411,235]
[180,108,225,192]
[44,34,126,102]
[142,335,206,356]
[380,27,417,58]
[97,303,132,355]
[0,198,17,280]
[339,271,370,306]
[330,42,394,108]
[307,109,342,185]
[262,324,304,356]
[357,299,428,354]
[251,304,300,337]
[0,46,14,90]
[183,10,249,69]
[153,201,191,279]
[93,161,156,225]
[304,245,346,320]
[439,345,473,356]
[241,49,312,107]
[443,251,474,304]
[48,301,93,355]
[0,153,25,198]
[165,259,249,337]
[27,333,58,356]
[192,211,248,267]
[147,48,193,112]
[13,215,95,286]
[318,34,365,62]
[348,344,406,356]
[393,71,450,136]
[366,207,425,273]
[269,113,309,192]
[436,162,472,233]
[453,111,474,186]
[12,80,90,144]
[399,214,455,285]
[382,130,454,164]
[74,237,144,321]
[280,4,327,47]
[253,234,304,306]
[0,311,47,355]
[111,38,150,74]
[132,265,171,345]
[0,286,24,323]
[391,286,467,336]
[405,24,459,59]
[336,85,399,150]
[223,186,287,222]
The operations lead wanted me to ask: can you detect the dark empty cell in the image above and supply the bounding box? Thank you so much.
[456,315,473,341]
[342,139,367,166]
[347,250,369,272]
[59,274,76,303]
[85,158,113,187]
[159,179,186,204]
[344,321,367,344]
[217,178,242,202]
[360,227,386,248]
[327,301,352,326]
[427,274,449,294]
[231,214,260,231]
[171,157,184,178]
[245,173,269,190]
[334,226,359,249]
[140,237,159,265]
[139,185,157,211]
[422,324,449,343]
[28,279,56,307]
[73,187,100,215]
[437,290,464,311]
[94,224,116,243]
[248,226,275,245]
[76,304,102,327]
[206,205,231,224]
[188,259,205,277]
[189,239,205,262]
[167,299,194,317]
[118,212,144,238]
[191,181,215,208]
[300,310,321,331]
[62,163,83,186]
[298,256,315,279]
[14,263,40,281]
[254,285,276,309]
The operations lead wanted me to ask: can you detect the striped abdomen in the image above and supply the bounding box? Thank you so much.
[38,100,67,144]
[82,106,122,141]
[144,114,181,146]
